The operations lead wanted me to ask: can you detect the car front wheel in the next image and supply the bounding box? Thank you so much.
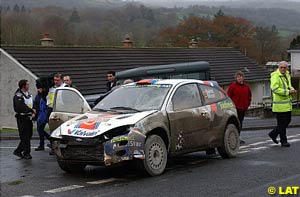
[142,135,167,176]
[217,124,239,159]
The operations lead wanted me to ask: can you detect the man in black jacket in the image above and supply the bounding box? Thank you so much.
[13,79,35,159]
[106,71,120,92]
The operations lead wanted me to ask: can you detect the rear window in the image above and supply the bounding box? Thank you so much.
[199,84,226,105]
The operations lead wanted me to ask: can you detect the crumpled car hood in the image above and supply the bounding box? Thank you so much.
[59,110,156,137]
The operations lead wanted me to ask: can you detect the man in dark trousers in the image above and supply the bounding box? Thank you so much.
[269,61,297,147]
[106,71,120,92]
[13,79,35,159]
[33,84,50,151]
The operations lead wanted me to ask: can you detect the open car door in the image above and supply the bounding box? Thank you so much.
[48,87,91,132]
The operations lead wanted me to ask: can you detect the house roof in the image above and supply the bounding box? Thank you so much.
[2,46,269,95]
[288,46,300,51]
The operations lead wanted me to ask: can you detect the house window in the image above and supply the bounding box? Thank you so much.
[263,81,271,97]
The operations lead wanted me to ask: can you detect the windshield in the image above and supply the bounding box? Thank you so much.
[94,84,172,112]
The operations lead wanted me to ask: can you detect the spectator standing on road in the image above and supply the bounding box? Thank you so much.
[106,71,120,92]
[13,79,35,159]
[227,71,252,144]
[46,73,67,155]
[33,84,50,151]
[268,61,297,147]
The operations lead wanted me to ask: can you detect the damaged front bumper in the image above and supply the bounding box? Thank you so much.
[52,129,146,166]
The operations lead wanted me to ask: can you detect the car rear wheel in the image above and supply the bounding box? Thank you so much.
[142,135,167,176]
[217,124,239,159]
[57,160,86,173]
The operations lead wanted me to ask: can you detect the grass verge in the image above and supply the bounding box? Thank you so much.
[292,107,300,116]
[0,128,18,133]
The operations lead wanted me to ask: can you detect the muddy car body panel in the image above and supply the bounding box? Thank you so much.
[50,79,240,175]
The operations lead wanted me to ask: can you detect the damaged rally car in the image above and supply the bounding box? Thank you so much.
[49,79,240,176]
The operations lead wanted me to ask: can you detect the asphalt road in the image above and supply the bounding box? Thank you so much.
[1,128,300,197]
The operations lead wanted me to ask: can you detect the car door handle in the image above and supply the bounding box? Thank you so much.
[201,111,209,118]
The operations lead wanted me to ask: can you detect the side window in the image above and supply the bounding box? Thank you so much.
[199,84,226,105]
[172,83,202,111]
[54,89,88,113]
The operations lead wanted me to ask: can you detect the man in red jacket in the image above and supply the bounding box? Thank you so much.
[227,71,252,144]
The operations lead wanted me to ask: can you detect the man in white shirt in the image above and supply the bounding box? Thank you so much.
[46,73,67,109]
[46,73,67,155]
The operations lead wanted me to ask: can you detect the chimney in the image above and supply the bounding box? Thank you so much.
[189,39,198,48]
[123,34,133,48]
[40,33,54,46]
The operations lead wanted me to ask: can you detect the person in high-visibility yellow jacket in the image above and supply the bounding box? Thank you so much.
[268,61,297,147]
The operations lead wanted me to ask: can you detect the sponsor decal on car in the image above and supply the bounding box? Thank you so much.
[128,141,142,147]
[210,103,217,112]
[111,136,128,143]
[66,119,101,136]
[74,120,101,130]
[68,129,98,137]
[219,101,234,109]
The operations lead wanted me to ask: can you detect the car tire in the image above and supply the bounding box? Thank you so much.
[142,135,167,176]
[217,124,239,159]
[57,160,86,173]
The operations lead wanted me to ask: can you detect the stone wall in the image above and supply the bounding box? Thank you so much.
[0,49,37,129]
[246,107,275,118]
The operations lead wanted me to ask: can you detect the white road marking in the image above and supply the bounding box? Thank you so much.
[248,141,268,146]
[238,150,250,154]
[86,178,121,185]
[240,145,250,149]
[249,147,268,151]
[289,139,300,143]
[44,185,84,193]
[19,195,35,197]
[239,134,300,152]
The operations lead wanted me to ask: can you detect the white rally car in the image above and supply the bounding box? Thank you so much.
[49,79,240,176]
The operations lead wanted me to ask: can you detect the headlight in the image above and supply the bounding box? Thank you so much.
[103,125,133,140]
[50,126,62,139]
